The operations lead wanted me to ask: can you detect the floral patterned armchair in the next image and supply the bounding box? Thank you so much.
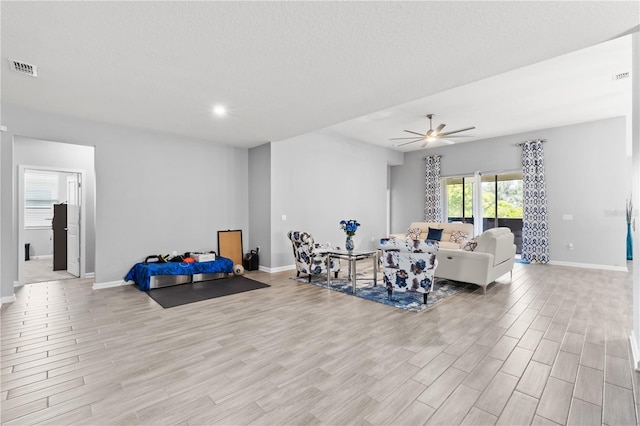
[378,238,439,304]
[288,231,340,282]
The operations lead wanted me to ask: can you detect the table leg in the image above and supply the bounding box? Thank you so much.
[352,257,357,293]
[373,252,377,286]
[327,254,331,288]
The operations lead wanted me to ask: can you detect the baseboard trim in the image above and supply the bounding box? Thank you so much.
[84,272,95,279]
[1,294,16,304]
[259,264,296,273]
[93,280,130,290]
[631,333,640,371]
[548,260,628,272]
[31,254,53,260]
[13,281,23,288]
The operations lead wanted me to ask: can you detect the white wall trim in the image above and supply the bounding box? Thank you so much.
[259,264,296,273]
[13,281,23,287]
[84,272,95,279]
[93,280,130,290]
[1,294,16,304]
[630,333,640,371]
[548,260,628,272]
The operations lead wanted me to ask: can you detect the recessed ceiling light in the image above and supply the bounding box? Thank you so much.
[213,105,227,117]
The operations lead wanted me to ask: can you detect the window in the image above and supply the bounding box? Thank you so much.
[25,170,59,228]
[445,176,475,223]
[445,172,523,252]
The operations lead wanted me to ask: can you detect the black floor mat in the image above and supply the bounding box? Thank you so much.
[146,276,270,308]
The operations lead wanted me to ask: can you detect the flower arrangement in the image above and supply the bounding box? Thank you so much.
[627,196,633,224]
[340,219,360,236]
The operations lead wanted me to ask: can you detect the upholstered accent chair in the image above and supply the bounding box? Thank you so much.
[288,231,340,282]
[378,238,439,304]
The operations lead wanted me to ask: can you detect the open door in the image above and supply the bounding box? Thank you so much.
[66,174,80,277]
[52,203,67,271]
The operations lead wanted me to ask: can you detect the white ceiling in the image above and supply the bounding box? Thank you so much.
[1,1,638,151]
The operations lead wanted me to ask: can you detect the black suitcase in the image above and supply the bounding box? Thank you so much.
[243,248,259,271]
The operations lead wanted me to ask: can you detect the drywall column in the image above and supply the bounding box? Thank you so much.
[630,30,640,370]
[0,127,16,303]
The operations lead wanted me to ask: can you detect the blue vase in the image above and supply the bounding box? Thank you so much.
[627,223,633,260]
[345,235,354,252]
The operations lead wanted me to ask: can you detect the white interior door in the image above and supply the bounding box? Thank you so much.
[66,174,80,277]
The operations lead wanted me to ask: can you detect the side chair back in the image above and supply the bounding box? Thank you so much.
[288,230,340,282]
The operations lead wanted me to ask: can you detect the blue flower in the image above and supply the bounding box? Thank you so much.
[340,219,361,236]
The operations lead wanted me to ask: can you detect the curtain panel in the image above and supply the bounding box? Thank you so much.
[424,156,443,222]
[521,140,549,263]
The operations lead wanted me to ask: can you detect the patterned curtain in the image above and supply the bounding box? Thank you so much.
[521,140,549,263]
[424,156,443,222]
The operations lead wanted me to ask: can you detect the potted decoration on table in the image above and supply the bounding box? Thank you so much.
[340,219,360,252]
[627,196,633,260]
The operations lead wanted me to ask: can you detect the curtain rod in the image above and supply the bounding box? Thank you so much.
[515,139,547,146]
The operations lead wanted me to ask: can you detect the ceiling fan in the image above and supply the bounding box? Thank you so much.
[390,114,475,147]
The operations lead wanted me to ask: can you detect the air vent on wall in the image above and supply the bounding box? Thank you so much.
[9,59,38,77]
[613,71,630,81]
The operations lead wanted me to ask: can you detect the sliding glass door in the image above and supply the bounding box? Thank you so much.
[445,172,523,253]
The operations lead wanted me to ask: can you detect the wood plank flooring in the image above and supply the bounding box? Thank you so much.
[1,262,639,425]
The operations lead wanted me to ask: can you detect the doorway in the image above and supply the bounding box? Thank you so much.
[19,167,85,284]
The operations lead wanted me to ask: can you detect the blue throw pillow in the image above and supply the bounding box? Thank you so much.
[426,227,443,242]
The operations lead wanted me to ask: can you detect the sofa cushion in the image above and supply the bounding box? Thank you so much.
[426,228,443,241]
[406,227,421,241]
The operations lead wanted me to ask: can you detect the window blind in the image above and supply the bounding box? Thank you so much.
[25,170,59,228]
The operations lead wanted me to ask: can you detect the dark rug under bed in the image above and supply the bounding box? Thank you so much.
[146,276,270,308]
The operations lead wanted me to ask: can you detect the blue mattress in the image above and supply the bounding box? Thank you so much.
[125,257,234,291]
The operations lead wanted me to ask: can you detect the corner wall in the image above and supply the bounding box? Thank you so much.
[269,129,401,270]
[248,143,271,268]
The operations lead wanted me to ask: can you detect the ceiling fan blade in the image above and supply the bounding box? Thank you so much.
[439,139,455,145]
[439,126,476,136]
[403,130,427,137]
[435,123,446,133]
[438,134,475,138]
[389,137,428,140]
[393,138,423,147]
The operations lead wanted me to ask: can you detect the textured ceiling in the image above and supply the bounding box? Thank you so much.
[1,1,638,149]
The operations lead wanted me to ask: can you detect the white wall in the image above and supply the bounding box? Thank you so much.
[1,103,249,297]
[391,116,628,269]
[270,129,402,269]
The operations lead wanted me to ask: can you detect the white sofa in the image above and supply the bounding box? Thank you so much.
[435,227,516,294]
[390,221,474,249]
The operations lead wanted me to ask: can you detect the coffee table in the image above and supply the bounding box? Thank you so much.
[326,250,377,293]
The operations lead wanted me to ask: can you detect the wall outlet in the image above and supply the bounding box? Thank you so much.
[568,243,574,250]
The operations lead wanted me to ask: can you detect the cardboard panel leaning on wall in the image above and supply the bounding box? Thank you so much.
[390,116,627,269]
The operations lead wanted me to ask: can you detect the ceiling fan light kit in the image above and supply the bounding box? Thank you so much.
[390,113,475,147]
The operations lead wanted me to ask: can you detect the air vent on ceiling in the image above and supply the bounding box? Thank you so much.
[9,59,38,77]
[613,71,630,81]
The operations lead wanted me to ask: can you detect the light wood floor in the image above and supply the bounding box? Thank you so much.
[1,262,639,425]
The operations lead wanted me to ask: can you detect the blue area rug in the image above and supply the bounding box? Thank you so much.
[292,275,473,312]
